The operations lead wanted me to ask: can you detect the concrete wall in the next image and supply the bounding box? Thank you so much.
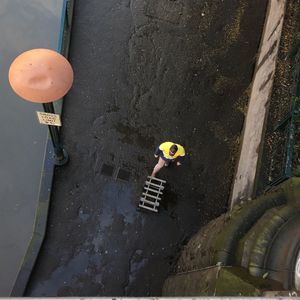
[231,0,286,208]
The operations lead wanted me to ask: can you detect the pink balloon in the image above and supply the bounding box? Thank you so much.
[8,48,74,103]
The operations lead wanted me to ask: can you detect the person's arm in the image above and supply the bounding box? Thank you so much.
[176,154,185,166]
[154,146,162,158]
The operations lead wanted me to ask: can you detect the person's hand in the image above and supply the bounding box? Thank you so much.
[154,154,158,158]
[177,161,181,166]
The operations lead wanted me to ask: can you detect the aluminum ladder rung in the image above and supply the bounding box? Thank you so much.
[140,198,160,206]
[139,203,158,212]
[147,176,166,183]
[142,192,161,200]
[144,186,163,194]
[145,181,164,189]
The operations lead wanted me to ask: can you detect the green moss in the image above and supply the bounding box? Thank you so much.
[215,268,261,296]
[281,177,300,205]
[224,2,246,45]
[212,75,234,95]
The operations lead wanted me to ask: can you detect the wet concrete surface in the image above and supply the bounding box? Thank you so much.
[26,0,267,296]
[0,0,64,295]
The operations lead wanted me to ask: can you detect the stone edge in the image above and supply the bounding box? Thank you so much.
[230,0,287,209]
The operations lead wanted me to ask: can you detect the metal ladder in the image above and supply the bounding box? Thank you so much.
[138,176,166,212]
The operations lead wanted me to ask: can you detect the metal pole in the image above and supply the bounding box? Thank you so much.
[43,103,68,165]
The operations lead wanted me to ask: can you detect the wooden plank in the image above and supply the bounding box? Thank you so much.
[142,192,161,200]
[147,176,166,183]
[140,198,160,206]
[145,181,164,189]
[139,203,158,212]
[144,186,163,194]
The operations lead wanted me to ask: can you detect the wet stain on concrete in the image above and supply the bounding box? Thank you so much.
[145,0,184,24]
[114,122,155,150]
[78,207,90,222]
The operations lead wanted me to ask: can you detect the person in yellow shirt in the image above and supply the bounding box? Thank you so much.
[151,141,185,177]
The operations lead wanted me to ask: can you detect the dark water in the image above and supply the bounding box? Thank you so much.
[0,0,64,295]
